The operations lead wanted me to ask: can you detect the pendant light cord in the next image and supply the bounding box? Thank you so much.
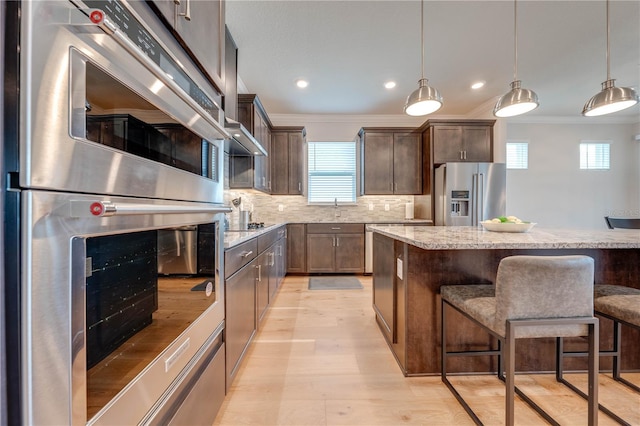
[513,0,518,81]
[606,0,611,80]
[420,0,425,80]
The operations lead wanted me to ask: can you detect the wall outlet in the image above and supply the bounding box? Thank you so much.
[368,203,374,211]
[384,204,390,211]
[278,204,284,212]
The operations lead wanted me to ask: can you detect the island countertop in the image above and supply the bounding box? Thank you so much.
[367,225,640,250]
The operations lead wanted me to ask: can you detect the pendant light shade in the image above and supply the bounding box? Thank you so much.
[582,0,638,116]
[493,0,539,118]
[404,78,443,116]
[404,0,442,116]
[493,80,539,117]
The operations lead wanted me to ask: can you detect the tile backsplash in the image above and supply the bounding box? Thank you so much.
[224,190,418,226]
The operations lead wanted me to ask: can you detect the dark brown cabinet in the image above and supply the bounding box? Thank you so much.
[359,128,422,195]
[224,238,257,388]
[306,224,364,273]
[231,94,272,193]
[271,127,306,195]
[147,0,225,93]
[286,224,307,273]
[425,120,495,164]
[256,251,270,324]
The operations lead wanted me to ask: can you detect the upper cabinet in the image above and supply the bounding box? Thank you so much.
[359,128,422,195]
[423,119,495,164]
[146,0,225,94]
[230,95,272,193]
[271,127,306,195]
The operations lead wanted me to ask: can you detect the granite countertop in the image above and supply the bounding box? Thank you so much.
[224,220,433,249]
[368,225,640,250]
[224,223,285,249]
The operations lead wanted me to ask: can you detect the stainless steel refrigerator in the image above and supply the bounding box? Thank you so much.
[435,163,506,226]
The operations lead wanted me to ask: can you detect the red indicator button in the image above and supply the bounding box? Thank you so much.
[89,10,104,24]
[89,202,104,216]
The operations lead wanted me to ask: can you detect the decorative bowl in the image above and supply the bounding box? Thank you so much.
[480,221,537,233]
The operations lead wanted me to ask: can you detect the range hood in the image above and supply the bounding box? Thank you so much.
[224,118,267,156]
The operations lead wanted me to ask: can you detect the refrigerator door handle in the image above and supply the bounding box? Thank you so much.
[478,173,485,223]
[472,173,477,225]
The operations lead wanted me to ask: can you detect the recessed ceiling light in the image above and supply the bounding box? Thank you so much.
[384,81,396,89]
[471,81,485,90]
[296,79,309,88]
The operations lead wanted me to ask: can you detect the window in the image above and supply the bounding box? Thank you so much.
[307,141,356,203]
[580,142,610,170]
[506,141,528,169]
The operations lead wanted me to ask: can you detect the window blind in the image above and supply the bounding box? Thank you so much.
[506,142,528,169]
[307,141,356,203]
[580,142,610,170]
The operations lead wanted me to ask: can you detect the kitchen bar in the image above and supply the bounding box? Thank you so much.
[369,225,640,375]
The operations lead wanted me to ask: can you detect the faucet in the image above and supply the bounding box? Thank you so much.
[334,198,341,217]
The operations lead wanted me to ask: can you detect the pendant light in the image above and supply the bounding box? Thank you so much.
[582,0,638,116]
[404,0,442,116]
[493,0,539,118]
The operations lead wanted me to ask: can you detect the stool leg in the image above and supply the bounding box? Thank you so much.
[588,321,599,426]
[612,320,621,382]
[505,322,516,426]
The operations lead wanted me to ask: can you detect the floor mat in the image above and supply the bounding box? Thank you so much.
[308,276,363,290]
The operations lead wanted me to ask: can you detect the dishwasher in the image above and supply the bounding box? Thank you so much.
[365,227,373,274]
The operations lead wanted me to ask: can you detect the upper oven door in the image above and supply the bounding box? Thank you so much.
[19,0,228,203]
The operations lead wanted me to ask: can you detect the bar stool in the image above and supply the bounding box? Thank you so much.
[558,284,640,425]
[441,255,599,426]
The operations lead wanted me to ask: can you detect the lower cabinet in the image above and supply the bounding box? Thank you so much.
[286,224,306,273]
[224,225,287,388]
[306,224,364,273]
[224,256,257,389]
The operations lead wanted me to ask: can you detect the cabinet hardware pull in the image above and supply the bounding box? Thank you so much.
[336,237,340,247]
[298,182,301,191]
[331,227,341,230]
[240,250,253,258]
[257,264,261,281]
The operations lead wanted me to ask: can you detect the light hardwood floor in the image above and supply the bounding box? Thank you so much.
[213,275,640,426]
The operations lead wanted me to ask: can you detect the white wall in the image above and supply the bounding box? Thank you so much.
[505,121,640,229]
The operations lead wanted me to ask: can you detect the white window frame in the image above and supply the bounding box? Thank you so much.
[506,141,529,170]
[307,141,357,205]
[580,141,611,170]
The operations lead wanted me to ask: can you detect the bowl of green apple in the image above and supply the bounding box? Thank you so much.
[480,216,536,233]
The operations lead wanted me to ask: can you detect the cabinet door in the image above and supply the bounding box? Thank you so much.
[270,132,289,195]
[256,252,270,325]
[287,224,306,273]
[288,132,304,195]
[225,260,257,383]
[229,156,253,188]
[393,132,422,194]
[372,233,395,343]
[432,126,463,163]
[334,234,364,273]
[173,0,225,91]
[306,234,335,273]
[462,126,492,162]
[362,132,394,194]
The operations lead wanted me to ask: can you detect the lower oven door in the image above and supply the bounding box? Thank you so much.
[22,190,229,425]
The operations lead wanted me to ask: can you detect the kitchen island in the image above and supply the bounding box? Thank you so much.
[368,225,640,376]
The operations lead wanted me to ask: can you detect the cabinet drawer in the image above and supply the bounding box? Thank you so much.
[257,229,278,253]
[306,223,364,234]
[225,239,258,278]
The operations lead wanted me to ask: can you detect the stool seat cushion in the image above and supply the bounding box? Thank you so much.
[441,285,496,332]
[594,284,640,328]
[441,256,595,339]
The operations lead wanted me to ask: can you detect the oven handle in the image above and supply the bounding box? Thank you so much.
[95,15,230,140]
[70,200,231,218]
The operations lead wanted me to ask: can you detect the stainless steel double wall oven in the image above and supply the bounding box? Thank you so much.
[4,0,230,424]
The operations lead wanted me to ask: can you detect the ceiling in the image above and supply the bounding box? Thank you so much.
[225,0,640,120]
